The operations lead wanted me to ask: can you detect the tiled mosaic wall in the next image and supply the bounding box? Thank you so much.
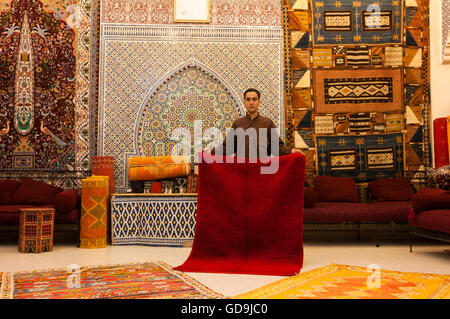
[99,0,286,192]
[283,0,431,186]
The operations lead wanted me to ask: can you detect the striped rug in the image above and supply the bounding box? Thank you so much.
[346,47,370,66]
[0,261,222,299]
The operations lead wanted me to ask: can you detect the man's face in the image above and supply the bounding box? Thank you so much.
[243,92,260,115]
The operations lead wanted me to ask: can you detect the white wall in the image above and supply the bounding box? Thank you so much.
[430,0,450,166]
[431,0,450,120]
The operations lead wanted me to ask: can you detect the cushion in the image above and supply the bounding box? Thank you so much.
[411,188,450,213]
[0,204,36,215]
[304,188,317,208]
[54,207,80,224]
[128,156,191,181]
[54,190,79,214]
[0,204,45,225]
[427,166,450,190]
[313,176,359,203]
[369,177,415,202]
[151,181,162,193]
[304,201,410,223]
[13,179,63,205]
[408,209,450,234]
[0,179,21,205]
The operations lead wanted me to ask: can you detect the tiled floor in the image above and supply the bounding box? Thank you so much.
[0,239,448,297]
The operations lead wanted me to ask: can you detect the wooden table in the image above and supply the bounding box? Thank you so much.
[19,208,54,253]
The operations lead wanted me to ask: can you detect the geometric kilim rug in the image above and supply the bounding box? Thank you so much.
[284,0,432,183]
[234,264,450,299]
[0,262,223,299]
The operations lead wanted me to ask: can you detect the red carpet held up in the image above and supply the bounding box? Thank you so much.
[174,153,305,276]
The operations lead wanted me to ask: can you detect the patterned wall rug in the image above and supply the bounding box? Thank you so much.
[235,264,450,299]
[0,0,94,179]
[99,0,285,192]
[442,0,450,61]
[316,133,404,181]
[283,0,431,186]
[0,261,222,299]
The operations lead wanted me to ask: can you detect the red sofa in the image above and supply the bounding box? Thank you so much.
[0,179,80,227]
[408,188,450,249]
[303,176,415,245]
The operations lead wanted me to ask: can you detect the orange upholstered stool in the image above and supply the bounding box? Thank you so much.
[80,176,109,248]
[91,156,115,242]
[92,156,115,197]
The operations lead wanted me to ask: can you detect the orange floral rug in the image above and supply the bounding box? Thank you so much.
[0,261,222,299]
[235,264,450,299]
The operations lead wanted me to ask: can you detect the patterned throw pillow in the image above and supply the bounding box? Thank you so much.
[426,166,450,190]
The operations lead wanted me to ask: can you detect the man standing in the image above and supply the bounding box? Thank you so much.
[211,88,304,158]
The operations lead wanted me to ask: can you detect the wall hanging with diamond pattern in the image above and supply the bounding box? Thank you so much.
[282,0,431,185]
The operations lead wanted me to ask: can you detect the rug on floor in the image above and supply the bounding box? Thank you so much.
[0,261,222,299]
[234,264,450,299]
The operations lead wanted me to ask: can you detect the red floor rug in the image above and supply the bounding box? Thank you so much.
[0,261,223,299]
[174,153,305,276]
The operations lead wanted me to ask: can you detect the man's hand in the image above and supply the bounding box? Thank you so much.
[291,148,305,155]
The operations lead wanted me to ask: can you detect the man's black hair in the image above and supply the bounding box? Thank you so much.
[243,88,261,99]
